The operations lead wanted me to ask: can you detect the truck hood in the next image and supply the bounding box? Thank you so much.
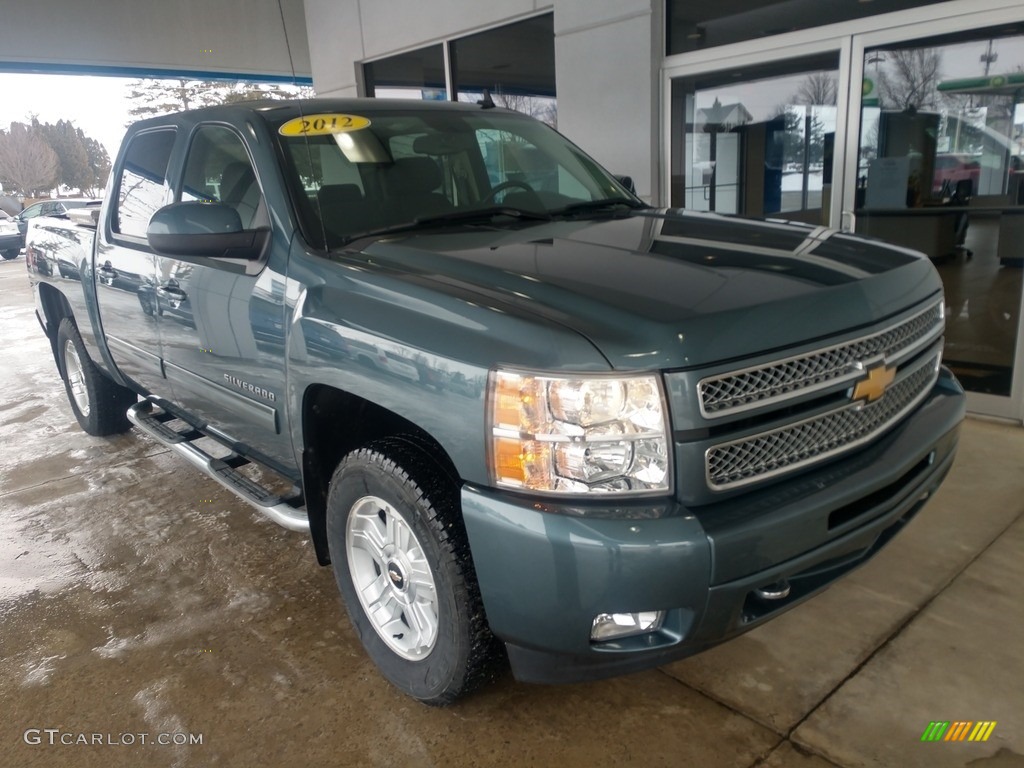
[356,210,942,371]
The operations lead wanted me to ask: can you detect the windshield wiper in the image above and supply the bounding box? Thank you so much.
[551,198,650,217]
[414,206,552,226]
[339,206,551,244]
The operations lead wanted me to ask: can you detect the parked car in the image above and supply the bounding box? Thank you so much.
[8,198,97,257]
[932,153,980,195]
[1,209,24,259]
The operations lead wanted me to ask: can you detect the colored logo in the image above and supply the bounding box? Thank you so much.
[921,721,997,742]
[851,363,896,404]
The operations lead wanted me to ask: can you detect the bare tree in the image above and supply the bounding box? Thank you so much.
[794,72,838,106]
[493,92,557,127]
[33,119,90,192]
[81,136,111,197]
[0,122,60,197]
[125,78,314,121]
[458,88,557,127]
[878,48,943,111]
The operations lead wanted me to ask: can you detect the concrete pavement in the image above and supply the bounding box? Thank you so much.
[1,255,1022,767]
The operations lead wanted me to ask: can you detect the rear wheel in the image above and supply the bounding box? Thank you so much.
[1,249,18,260]
[56,317,136,436]
[326,440,501,704]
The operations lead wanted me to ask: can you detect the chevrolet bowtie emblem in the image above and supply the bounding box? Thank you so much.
[852,364,897,403]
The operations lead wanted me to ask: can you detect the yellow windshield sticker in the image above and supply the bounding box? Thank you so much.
[278,114,371,137]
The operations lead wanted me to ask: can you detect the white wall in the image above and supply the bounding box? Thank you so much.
[554,0,660,201]
[305,0,547,98]
[0,0,311,80]
[303,0,661,201]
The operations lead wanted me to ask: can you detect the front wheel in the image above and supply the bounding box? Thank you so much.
[326,440,501,704]
[56,317,136,436]
[1,249,18,260]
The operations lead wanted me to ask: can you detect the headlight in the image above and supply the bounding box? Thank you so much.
[487,370,671,495]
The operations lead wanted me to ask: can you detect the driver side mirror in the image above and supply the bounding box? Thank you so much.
[147,202,268,263]
[614,175,637,195]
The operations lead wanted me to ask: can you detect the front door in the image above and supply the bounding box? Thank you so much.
[846,18,1024,420]
[155,123,293,469]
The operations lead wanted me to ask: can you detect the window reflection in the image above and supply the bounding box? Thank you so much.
[452,14,556,127]
[856,28,1024,398]
[364,45,447,101]
[666,0,950,56]
[669,54,839,224]
[362,15,557,126]
[114,130,175,238]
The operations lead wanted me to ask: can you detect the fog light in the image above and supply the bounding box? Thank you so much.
[591,611,664,642]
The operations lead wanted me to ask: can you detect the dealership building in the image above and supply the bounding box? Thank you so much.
[3,0,1023,421]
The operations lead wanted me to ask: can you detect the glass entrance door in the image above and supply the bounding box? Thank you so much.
[669,52,842,226]
[665,4,1024,421]
[847,21,1024,420]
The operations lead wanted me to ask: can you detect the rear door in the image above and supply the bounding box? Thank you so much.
[155,122,293,469]
[95,129,175,394]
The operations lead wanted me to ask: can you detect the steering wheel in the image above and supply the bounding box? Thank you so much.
[481,180,536,204]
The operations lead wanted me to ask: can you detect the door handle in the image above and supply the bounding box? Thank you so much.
[157,285,187,309]
[157,285,187,300]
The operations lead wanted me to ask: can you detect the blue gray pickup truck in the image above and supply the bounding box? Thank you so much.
[25,98,966,704]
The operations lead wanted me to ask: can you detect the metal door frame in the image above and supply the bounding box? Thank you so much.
[661,0,1024,422]
[845,5,1024,421]
[662,34,854,229]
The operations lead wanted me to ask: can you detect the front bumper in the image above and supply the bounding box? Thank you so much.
[461,368,965,684]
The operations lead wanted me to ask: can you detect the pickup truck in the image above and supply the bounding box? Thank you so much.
[26,98,966,704]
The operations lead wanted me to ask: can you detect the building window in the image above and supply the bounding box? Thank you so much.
[669,53,839,223]
[667,0,950,56]
[362,14,556,125]
[364,45,446,101]
[452,14,556,126]
[852,24,1024,398]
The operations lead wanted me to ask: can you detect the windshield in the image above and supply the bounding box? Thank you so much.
[273,107,637,249]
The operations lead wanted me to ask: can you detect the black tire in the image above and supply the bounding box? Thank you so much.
[56,317,136,436]
[326,439,501,704]
[1,250,18,260]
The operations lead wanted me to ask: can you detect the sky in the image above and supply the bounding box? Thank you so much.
[0,73,138,164]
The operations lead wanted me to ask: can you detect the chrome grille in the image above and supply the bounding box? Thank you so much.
[698,301,943,418]
[705,350,940,490]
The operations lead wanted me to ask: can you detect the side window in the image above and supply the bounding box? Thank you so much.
[181,125,266,229]
[114,129,176,238]
[21,203,44,220]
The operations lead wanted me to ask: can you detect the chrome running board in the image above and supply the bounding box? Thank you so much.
[127,398,309,532]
